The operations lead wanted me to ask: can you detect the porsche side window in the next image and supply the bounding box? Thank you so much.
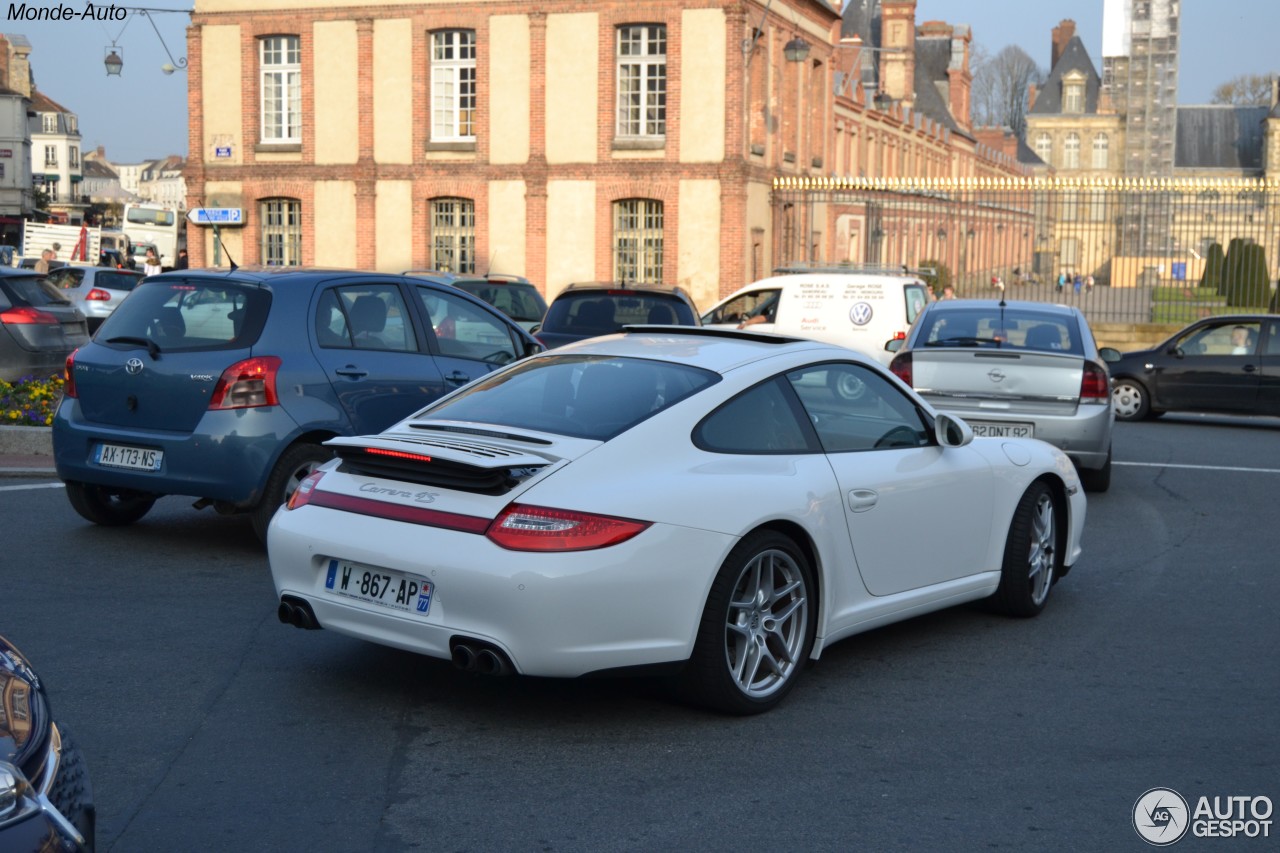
[787,363,930,453]
[694,379,814,454]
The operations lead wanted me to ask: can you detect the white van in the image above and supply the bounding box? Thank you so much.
[701,267,932,364]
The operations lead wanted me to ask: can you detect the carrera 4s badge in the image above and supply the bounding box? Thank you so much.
[359,483,440,504]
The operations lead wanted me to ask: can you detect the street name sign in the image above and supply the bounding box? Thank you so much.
[187,208,244,226]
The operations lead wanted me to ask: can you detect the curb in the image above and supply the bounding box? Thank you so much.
[0,425,53,456]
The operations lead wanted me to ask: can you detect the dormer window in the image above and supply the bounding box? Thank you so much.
[41,113,58,133]
[1063,74,1085,114]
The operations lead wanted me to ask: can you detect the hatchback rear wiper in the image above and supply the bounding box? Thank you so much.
[926,336,991,346]
[105,336,161,359]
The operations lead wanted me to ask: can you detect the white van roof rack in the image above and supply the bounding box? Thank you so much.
[772,262,935,277]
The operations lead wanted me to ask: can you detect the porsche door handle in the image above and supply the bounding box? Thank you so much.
[848,489,879,513]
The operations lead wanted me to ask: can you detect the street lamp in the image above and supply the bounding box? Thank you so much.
[104,47,124,76]
[102,7,189,76]
[783,37,810,63]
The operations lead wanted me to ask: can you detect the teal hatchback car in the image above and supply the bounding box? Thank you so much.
[54,267,543,540]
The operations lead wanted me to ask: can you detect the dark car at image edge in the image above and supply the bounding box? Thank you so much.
[53,267,543,541]
[1105,313,1280,421]
[1,633,95,851]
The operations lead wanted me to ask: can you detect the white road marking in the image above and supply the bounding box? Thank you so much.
[1115,461,1280,474]
[0,482,66,492]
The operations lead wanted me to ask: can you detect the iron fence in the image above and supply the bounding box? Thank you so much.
[772,176,1280,324]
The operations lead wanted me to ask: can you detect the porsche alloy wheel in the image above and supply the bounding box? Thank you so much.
[992,482,1060,617]
[682,531,815,714]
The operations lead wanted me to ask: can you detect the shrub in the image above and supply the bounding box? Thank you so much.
[1220,238,1249,296]
[1224,243,1271,308]
[1199,242,1224,292]
[916,259,953,296]
[0,373,65,426]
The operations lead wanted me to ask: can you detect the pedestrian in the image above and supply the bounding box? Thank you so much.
[1073,273,1083,294]
[1012,266,1023,286]
[34,248,53,274]
[1085,274,1094,293]
[1056,271,1067,293]
[941,285,957,300]
[143,247,162,276]
[174,249,188,270]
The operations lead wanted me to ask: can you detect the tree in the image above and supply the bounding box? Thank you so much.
[1210,73,1276,106]
[917,260,952,296]
[1198,242,1224,292]
[971,44,1045,139]
[1224,243,1270,308]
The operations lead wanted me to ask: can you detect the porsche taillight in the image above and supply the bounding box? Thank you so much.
[209,356,281,409]
[486,504,651,552]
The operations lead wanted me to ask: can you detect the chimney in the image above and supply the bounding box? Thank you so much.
[1027,83,1039,111]
[1051,19,1076,71]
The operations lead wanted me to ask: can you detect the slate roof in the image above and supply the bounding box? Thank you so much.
[1174,106,1267,170]
[1028,35,1100,115]
[911,37,962,133]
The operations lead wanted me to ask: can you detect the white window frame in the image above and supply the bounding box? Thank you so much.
[69,147,79,168]
[616,25,667,138]
[430,198,476,273]
[41,113,57,133]
[260,36,302,144]
[431,30,477,142]
[613,199,664,283]
[1092,133,1109,169]
[1063,132,1081,170]
[1064,82,1084,114]
[43,145,57,168]
[260,198,302,266]
[1034,133,1052,166]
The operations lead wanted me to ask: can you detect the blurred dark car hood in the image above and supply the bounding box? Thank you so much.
[0,635,50,770]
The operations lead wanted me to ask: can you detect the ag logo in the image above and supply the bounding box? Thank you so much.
[849,301,874,326]
[1134,788,1190,845]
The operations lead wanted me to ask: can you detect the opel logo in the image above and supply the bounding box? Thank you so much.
[849,302,874,326]
[988,368,1006,382]
[125,357,144,375]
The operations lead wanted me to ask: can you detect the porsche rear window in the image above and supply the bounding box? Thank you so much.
[413,354,718,440]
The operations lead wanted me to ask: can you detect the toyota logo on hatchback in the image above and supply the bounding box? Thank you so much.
[125,358,144,375]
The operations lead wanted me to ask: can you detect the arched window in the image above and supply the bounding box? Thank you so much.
[430,197,476,273]
[613,199,664,283]
[1092,133,1109,169]
[259,198,302,266]
[1063,133,1081,169]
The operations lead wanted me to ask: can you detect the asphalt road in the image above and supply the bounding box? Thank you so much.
[3,415,1278,852]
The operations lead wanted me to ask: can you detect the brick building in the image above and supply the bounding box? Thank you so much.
[186,0,1027,307]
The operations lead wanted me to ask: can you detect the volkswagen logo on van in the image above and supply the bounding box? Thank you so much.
[849,302,874,326]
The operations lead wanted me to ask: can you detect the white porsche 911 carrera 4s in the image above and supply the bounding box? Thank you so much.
[268,327,1086,714]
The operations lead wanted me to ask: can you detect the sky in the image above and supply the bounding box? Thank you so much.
[2,1,1278,164]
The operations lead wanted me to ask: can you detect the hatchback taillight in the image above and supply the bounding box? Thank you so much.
[486,504,651,552]
[0,306,57,325]
[1080,362,1109,401]
[889,353,913,386]
[209,356,281,409]
[84,289,112,301]
[64,350,78,398]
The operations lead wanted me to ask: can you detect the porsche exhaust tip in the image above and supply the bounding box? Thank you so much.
[450,640,513,676]
[277,596,321,630]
